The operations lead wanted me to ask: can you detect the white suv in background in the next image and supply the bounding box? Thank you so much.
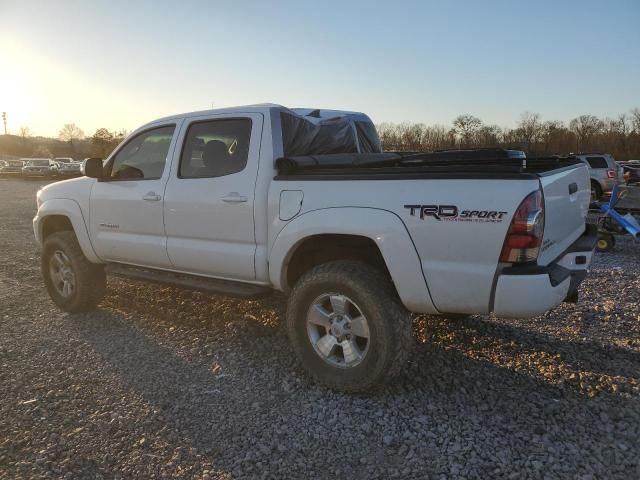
[574,153,624,200]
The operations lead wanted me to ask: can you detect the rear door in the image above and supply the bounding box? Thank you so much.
[163,113,263,281]
[537,164,591,266]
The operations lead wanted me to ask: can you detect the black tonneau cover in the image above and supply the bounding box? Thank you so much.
[275,149,581,176]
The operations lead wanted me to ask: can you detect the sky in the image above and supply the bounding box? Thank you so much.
[0,0,638,137]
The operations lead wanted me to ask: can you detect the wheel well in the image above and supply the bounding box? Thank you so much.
[285,234,391,289]
[42,215,73,240]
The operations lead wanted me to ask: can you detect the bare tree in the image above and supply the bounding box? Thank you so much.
[91,128,127,158]
[630,108,640,133]
[19,126,31,139]
[476,125,503,147]
[539,120,565,154]
[569,115,603,152]
[516,112,542,152]
[58,123,85,147]
[398,123,425,151]
[452,114,482,146]
[422,125,450,150]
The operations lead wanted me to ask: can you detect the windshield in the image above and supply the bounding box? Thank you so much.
[56,158,72,163]
[29,160,50,166]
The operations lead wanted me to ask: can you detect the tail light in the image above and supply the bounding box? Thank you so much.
[500,190,545,263]
[607,169,616,178]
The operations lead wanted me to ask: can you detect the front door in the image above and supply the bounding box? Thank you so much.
[89,123,179,268]
[163,113,263,281]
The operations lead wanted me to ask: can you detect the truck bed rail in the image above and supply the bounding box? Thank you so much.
[275,149,582,179]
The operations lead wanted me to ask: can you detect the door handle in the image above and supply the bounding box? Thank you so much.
[222,192,248,203]
[142,192,162,201]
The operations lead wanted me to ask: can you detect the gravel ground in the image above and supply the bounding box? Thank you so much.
[1,177,639,479]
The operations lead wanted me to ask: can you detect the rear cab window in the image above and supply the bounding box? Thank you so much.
[179,119,252,178]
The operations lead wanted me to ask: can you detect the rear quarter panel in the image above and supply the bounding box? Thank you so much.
[269,177,539,314]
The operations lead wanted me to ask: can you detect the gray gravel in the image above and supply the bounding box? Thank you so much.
[1,177,639,479]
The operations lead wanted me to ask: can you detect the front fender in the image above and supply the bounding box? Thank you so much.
[268,207,438,314]
[34,199,101,263]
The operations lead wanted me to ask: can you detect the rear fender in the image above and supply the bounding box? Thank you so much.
[268,207,437,314]
[34,199,101,263]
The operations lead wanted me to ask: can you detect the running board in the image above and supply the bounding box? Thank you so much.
[104,264,272,299]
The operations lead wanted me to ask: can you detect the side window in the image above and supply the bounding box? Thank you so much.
[109,125,175,180]
[586,157,608,169]
[179,119,252,178]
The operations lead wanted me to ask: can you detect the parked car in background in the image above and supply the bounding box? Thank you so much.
[55,157,82,176]
[574,153,623,200]
[0,159,25,174]
[620,162,640,185]
[21,158,58,177]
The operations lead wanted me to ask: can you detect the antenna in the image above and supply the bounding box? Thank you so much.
[1,112,6,135]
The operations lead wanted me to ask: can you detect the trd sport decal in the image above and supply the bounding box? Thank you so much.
[404,205,508,223]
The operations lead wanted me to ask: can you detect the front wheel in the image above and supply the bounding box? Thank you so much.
[42,231,106,312]
[286,261,413,392]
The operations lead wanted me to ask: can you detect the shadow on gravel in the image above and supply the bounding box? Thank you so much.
[413,314,640,398]
[69,306,639,477]
[429,315,639,376]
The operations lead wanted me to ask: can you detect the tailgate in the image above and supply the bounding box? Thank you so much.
[537,164,591,265]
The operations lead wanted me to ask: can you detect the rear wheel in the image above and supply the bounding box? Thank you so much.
[286,261,413,392]
[596,234,615,253]
[42,231,106,312]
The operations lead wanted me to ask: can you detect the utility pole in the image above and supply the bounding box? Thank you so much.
[1,112,6,135]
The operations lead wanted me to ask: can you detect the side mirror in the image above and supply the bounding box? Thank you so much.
[82,158,104,178]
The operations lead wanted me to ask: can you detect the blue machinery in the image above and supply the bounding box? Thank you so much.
[593,185,640,252]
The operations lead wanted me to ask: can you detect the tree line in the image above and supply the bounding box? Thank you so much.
[0,124,128,160]
[378,109,640,160]
[2,109,640,160]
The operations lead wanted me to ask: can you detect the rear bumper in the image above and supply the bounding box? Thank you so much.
[492,224,597,318]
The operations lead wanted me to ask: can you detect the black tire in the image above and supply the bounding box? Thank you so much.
[41,231,106,312]
[286,260,413,392]
[596,234,615,253]
[591,181,603,202]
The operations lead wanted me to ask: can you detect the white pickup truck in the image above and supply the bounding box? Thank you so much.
[34,104,597,391]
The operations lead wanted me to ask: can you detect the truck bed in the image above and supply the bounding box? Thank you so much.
[271,148,591,314]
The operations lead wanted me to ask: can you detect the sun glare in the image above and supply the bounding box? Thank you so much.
[0,41,37,133]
